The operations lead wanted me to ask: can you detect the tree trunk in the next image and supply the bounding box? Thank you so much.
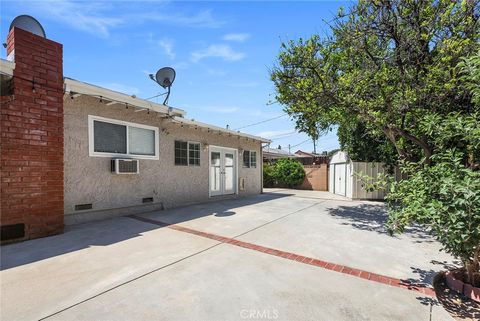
[393,128,432,165]
[466,246,480,287]
[383,127,410,161]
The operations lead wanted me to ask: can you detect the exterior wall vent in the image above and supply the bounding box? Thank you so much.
[1,223,25,241]
[75,203,93,211]
[142,197,154,203]
[111,159,139,174]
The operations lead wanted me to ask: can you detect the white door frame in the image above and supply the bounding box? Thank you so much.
[208,145,238,197]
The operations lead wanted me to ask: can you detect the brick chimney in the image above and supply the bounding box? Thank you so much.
[1,27,64,242]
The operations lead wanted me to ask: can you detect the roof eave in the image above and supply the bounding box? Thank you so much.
[170,116,271,143]
[64,77,186,117]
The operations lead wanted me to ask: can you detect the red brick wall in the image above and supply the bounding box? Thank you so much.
[1,27,64,241]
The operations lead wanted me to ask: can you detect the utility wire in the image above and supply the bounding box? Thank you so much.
[234,114,287,130]
[268,131,298,141]
[290,138,311,148]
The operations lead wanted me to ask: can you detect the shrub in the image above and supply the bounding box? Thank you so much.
[274,158,305,188]
[263,163,276,187]
[386,152,480,287]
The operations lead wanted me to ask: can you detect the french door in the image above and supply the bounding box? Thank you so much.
[209,147,237,196]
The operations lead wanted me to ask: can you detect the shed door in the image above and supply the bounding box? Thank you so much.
[334,163,346,196]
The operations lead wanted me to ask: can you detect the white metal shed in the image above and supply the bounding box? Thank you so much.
[328,151,391,200]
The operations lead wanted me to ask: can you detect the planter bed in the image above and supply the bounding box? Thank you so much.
[445,269,480,303]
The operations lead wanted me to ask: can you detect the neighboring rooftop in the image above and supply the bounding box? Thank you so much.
[263,146,295,158]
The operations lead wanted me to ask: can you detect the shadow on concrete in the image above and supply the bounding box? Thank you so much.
[214,211,236,217]
[0,192,290,271]
[435,276,480,320]
[326,203,434,243]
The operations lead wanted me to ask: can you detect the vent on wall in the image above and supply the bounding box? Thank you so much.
[75,203,93,211]
[111,159,139,174]
[1,223,25,241]
[142,197,154,203]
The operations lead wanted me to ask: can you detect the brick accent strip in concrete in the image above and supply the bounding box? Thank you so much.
[130,215,436,297]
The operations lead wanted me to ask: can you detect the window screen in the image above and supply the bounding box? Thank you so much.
[250,151,257,168]
[243,150,250,168]
[129,127,155,156]
[175,141,188,165]
[188,143,200,166]
[93,120,127,154]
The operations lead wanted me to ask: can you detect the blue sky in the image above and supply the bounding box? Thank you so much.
[1,0,347,153]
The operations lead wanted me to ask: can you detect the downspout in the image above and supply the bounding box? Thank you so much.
[261,143,268,194]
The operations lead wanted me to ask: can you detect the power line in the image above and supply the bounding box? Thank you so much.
[268,132,299,142]
[234,114,287,130]
[290,138,311,148]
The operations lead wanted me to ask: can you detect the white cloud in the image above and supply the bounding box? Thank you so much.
[191,45,245,62]
[255,129,297,139]
[141,9,226,28]
[158,38,175,60]
[24,0,122,38]
[19,1,224,38]
[223,33,250,42]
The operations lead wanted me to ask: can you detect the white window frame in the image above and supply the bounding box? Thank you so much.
[174,140,201,166]
[88,115,159,160]
[243,150,257,168]
[250,150,257,168]
[188,141,201,166]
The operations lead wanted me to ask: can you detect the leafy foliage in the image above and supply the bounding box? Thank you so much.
[263,163,276,188]
[264,158,306,188]
[337,122,397,165]
[271,0,479,164]
[271,0,480,286]
[387,153,480,286]
[459,51,480,107]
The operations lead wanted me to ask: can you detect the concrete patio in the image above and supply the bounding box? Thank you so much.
[1,189,456,321]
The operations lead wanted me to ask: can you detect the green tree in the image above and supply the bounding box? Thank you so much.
[337,121,397,165]
[271,0,479,164]
[459,50,480,107]
[271,0,480,287]
[387,113,480,286]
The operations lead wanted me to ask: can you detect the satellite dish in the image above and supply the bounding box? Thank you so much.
[9,15,46,38]
[149,67,176,105]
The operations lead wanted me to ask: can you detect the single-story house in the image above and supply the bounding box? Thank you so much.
[0,25,269,242]
[294,150,329,165]
[262,146,295,161]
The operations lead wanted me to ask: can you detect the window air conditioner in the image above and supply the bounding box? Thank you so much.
[111,159,139,174]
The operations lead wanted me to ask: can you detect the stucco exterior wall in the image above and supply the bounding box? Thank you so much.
[298,165,328,191]
[64,95,262,223]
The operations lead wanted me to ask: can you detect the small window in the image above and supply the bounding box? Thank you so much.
[89,116,158,159]
[175,141,188,166]
[93,121,127,154]
[243,150,257,168]
[189,142,200,166]
[175,141,200,166]
[250,151,257,168]
[129,127,155,156]
[243,150,250,168]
